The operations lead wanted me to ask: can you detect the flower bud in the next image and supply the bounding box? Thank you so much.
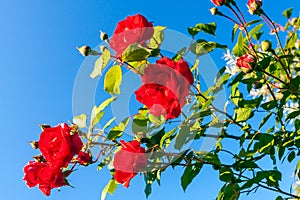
[29,141,39,149]
[76,46,92,56]
[77,151,92,166]
[261,40,272,52]
[236,54,255,72]
[100,31,109,41]
[210,7,219,16]
[247,0,262,15]
[211,0,225,6]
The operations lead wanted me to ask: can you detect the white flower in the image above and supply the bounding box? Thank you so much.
[223,49,240,76]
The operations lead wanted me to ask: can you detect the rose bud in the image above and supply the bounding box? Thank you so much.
[211,0,226,6]
[77,151,92,166]
[236,54,255,72]
[247,0,262,15]
[261,40,272,52]
[100,31,109,41]
[29,141,39,149]
[210,7,219,16]
[76,46,92,56]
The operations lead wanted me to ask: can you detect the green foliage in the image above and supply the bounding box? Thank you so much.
[188,22,217,36]
[104,65,122,95]
[90,47,111,78]
[122,43,152,62]
[190,39,227,57]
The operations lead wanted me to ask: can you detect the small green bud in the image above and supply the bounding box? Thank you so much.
[76,46,92,56]
[261,40,272,52]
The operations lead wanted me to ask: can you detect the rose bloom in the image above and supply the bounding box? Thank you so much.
[135,57,193,119]
[23,161,66,196]
[110,14,154,57]
[247,0,262,15]
[113,140,147,188]
[211,0,226,6]
[77,151,92,166]
[39,123,83,168]
[236,54,255,70]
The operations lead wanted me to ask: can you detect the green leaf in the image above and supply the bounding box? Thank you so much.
[245,19,263,27]
[122,43,152,62]
[282,8,293,19]
[286,110,300,121]
[234,107,252,122]
[190,39,227,57]
[261,100,277,110]
[232,32,247,57]
[90,97,116,127]
[148,26,166,49]
[90,48,111,78]
[160,128,177,148]
[181,163,203,191]
[231,24,239,42]
[188,22,217,36]
[259,112,273,129]
[104,65,122,95]
[73,114,87,128]
[249,24,264,40]
[101,179,118,200]
[288,151,296,163]
[107,117,130,140]
[174,126,191,150]
[219,167,234,182]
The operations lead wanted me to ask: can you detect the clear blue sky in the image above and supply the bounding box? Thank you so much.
[1,0,299,199]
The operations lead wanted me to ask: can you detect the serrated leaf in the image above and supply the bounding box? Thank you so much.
[122,43,152,62]
[90,48,111,78]
[190,39,227,57]
[101,179,118,200]
[282,8,293,19]
[148,26,166,49]
[232,32,247,57]
[73,114,87,128]
[188,22,217,36]
[104,65,122,95]
[181,163,203,191]
[234,107,252,122]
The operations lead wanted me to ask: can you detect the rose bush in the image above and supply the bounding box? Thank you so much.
[24,0,300,199]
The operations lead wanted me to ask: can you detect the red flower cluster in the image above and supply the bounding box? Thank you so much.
[110,14,154,57]
[135,57,194,119]
[113,140,147,188]
[23,124,88,196]
[236,54,255,70]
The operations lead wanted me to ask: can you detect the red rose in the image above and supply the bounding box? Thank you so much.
[38,165,67,196]
[113,140,147,188]
[23,161,67,196]
[211,0,226,6]
[110,14,154,57]
[247,0,262,15]
[77,151,92,166]
[134,57,193,119]
[39,123,83,168]
[23,161,47,188]
[236,54,255,70]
